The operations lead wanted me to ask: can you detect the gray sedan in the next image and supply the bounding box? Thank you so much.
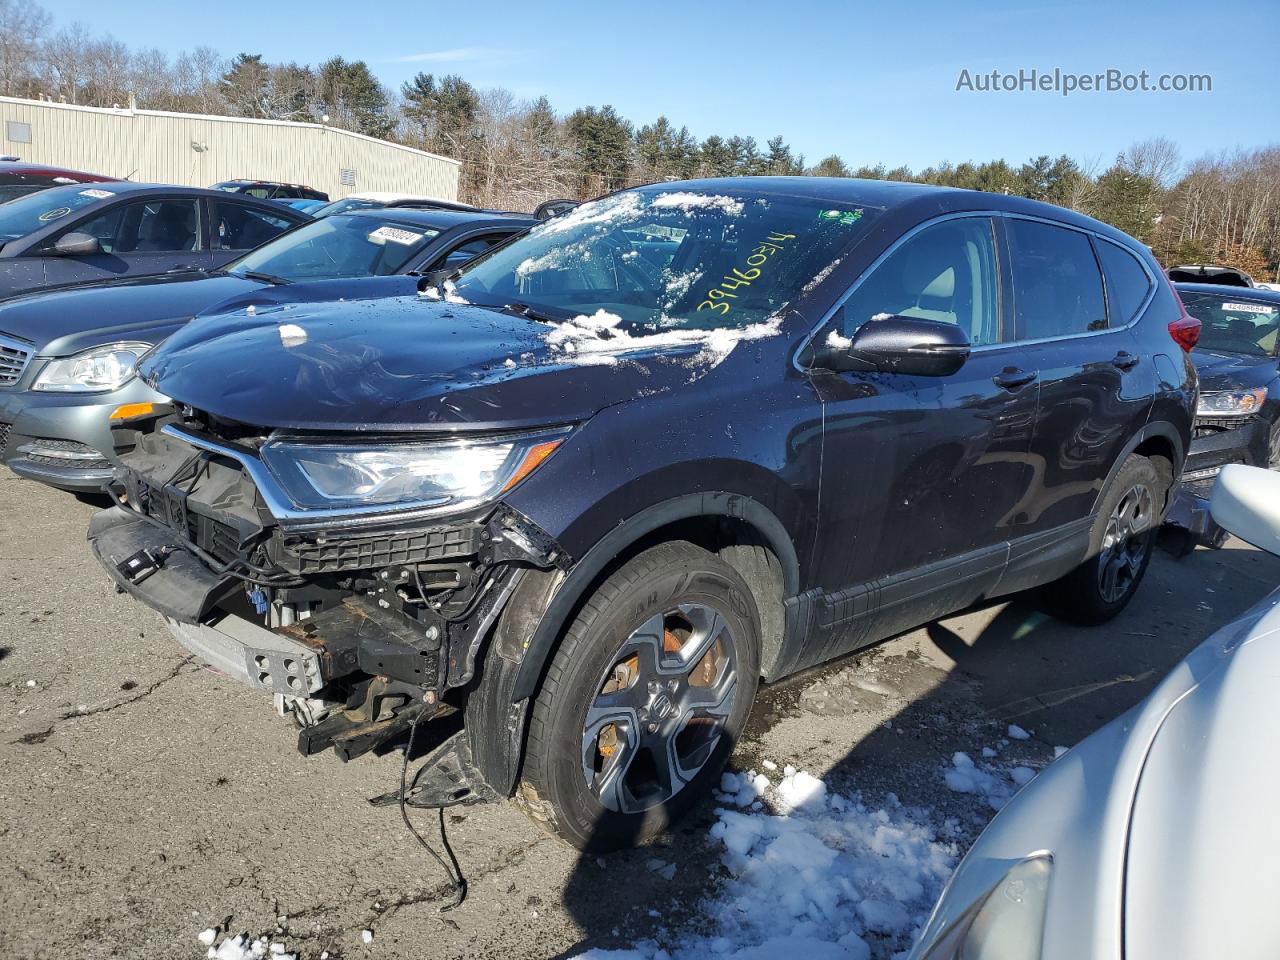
[908,462,1280,960]
[0,207,533,491]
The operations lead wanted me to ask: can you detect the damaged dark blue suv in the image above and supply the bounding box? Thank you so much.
[87,178,1197,850]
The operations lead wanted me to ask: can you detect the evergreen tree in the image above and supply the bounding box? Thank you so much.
[318,57,392,138]
[566,104,633,192]
[810,155,851,178]
[218,52,269,117]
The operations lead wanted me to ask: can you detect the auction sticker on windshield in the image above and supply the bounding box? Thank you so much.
[78,188,114,200]
[1223,302,1274,315]
[368,226,423,246]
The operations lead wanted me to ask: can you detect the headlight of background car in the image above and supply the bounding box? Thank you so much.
[1196,387,1266,417]
[259,428,570,511]
[32,341,153,393]
[917,856,1052,960]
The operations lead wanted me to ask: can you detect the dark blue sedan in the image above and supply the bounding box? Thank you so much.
[0,182,310,299]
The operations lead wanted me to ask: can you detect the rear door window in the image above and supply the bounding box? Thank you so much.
[214,202,295,251]
[1096,240,1153,326]
[1006,219,1107,340]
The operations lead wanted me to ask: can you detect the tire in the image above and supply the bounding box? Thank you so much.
[1040,454,1167,625]
[518,541,761,851]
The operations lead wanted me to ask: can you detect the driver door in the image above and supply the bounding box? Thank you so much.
[801,215,1039,669]
[42,198,210,284]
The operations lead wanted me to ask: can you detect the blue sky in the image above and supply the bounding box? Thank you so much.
[50,0,1273,172]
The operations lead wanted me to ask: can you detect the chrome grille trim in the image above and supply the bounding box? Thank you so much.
[0,333,33,387]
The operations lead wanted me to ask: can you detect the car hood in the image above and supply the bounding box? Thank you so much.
[1190,347,1278,393]
[139,295,731,432]
[908,585,1280,960]
[0,273,257,356]
[1122,593,1280,960]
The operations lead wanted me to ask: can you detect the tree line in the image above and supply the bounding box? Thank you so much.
[0,0,1276,279]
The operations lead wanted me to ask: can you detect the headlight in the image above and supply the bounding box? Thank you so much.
[1196,388,1266,417]
[916,856,1052,960]
[258,429,569,511]
[32,341,152,393]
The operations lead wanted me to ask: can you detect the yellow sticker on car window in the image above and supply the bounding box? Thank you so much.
[37,207,71,221]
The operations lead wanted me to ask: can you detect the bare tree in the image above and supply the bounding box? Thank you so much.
[0,0,49,97]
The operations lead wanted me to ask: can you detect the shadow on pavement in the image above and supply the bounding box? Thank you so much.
[549,540,1280,956]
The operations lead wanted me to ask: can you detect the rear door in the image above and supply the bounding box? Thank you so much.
[802,215,1038,670]
[1000,216,1154,547]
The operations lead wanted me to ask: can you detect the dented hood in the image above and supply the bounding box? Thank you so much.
[139,295,707,431]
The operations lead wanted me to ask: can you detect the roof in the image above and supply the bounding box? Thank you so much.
[0,96,461,168]
[0,161,117,181]
[637,176,1140,246]
[342,208,537,230]
[346,191,474,206]
[1175,282,1280,304]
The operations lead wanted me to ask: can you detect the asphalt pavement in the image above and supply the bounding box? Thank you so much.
[3,470,1278,959]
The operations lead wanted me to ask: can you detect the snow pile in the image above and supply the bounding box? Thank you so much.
[1006,724,1031,741]
[579,766,959,960]
[198,932,296,960]
[941,751,1032,811]
[826,330,853,350]
[541,310,782,369]
[650,192,745,217]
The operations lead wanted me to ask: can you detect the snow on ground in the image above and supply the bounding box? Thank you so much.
[577,749,1041,960]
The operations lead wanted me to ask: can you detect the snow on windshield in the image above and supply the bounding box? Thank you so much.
[539,308,783,369]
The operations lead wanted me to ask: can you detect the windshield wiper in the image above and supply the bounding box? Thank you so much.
[502,301,561,324]
[241,270,292,285]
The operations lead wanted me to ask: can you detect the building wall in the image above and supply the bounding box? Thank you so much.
[0,96,460,201]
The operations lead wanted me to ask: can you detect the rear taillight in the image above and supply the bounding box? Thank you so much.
[1167,285,1201,352]
[1168,315,1201,352]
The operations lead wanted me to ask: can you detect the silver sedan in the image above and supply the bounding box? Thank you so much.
[908,462,1280,960]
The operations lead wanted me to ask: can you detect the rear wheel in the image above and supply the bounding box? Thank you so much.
[1040,454,1166,624]
[519,541,761,850]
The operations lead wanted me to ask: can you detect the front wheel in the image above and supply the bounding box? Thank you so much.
[1039,453,1166,625]
[519,541,761,850]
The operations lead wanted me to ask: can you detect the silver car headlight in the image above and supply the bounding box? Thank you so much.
[916,856,1052,960]
[1196,388,1266,417]
[258,428,570,511]
[32,341,152,393]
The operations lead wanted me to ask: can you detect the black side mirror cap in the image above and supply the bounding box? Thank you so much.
[52,231,101,257]
[813,315,971,377]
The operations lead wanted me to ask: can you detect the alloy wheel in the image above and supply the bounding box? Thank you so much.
[581,603,738,814]
[1097,483,1155,603]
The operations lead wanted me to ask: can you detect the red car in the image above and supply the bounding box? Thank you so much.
[0,159,119,204]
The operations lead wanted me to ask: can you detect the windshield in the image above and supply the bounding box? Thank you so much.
[226,214,440,281]
[1182,293,1280,357]
[450,187,880,331]
[0,183,117,242]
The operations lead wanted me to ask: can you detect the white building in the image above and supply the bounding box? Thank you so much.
[0,95,460,201]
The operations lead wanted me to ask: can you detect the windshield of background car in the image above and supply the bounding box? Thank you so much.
[312,197,383,218]
[450,188,881,330]
[226,214,441,280]
[0,183,116,242]
[1182,292,1280,357]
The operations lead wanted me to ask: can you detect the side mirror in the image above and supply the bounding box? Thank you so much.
[1211,464,1280,556]
[815,315,971,377]
[52,231,101,257]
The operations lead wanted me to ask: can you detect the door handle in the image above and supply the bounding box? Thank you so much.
[1112,351,1140,371]
[993,367,1037,390]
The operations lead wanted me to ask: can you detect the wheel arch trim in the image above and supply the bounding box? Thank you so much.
[508,491,800,703]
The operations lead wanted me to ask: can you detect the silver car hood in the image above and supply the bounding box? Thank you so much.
[1124,591,1280,960]
[909,585,1280,960]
